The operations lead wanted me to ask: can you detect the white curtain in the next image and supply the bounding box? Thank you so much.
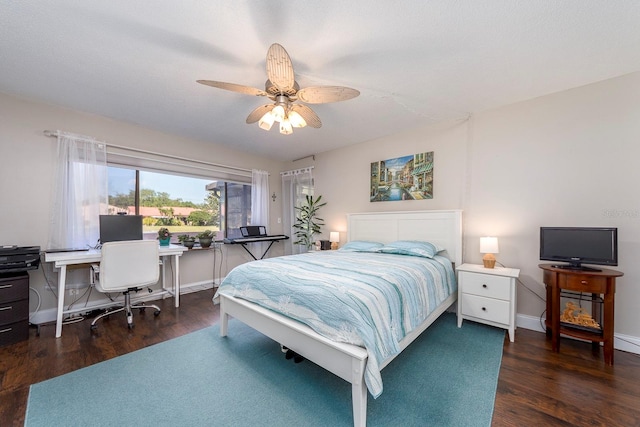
[251,169,270,226]
[281,167,314,255]
[48,132,108,250]
[251,169,270,256]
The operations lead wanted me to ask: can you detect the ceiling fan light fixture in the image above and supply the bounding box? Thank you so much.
[279,118,293,135]
[288,110,307,128]
[198,43,359,136]
[272,104,286,123]
[258,111,275,130]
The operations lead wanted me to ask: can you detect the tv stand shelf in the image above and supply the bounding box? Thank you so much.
[539,264,623,365]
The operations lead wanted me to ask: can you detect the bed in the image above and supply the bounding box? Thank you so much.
[215,210,463,427]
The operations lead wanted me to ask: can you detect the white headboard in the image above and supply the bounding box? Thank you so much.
[347,210,463,266]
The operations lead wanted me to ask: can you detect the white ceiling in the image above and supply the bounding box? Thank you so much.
[2,1,640,161]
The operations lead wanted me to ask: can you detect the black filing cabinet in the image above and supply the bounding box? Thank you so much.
[0,272,29,347]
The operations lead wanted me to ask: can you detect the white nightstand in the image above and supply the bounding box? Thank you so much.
[456,263,520,342]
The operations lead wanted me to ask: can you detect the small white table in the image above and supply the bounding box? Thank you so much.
[44,244,188,337]
[456,263,520,342]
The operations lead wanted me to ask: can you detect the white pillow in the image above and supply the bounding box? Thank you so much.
[377,240,444,258]
[339,241,384,252]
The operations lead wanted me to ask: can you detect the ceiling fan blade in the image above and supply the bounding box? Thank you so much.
[291,104,322,128]
[197,80,267,97]
[246,104,274,124]
[297,86,360,104]
[266,43,295,93]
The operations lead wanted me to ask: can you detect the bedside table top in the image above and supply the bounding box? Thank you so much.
[456,263,520,278]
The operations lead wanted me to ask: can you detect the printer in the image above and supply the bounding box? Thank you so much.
[0,246,41,273]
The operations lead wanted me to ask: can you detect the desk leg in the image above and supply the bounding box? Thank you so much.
[161,256,168,299]
[173,254,180,307]
[55,265,67,338]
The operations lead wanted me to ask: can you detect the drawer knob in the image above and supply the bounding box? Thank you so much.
[0,306,12,311]
[482,307,487,311]
[0,284,13,289]
[581,280,588,284]
[482,284,488,288]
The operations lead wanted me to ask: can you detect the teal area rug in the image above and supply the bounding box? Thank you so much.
[25,313,504,426]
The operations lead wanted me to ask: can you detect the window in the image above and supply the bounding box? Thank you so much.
[211,182,252,239]
[107,166,251,239]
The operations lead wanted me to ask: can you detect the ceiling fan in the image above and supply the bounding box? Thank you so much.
[197,43,360,135]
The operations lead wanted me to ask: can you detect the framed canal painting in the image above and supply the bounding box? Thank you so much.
[370,151,433,202]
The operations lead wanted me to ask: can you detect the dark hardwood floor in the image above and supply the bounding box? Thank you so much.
[1,290,639,426]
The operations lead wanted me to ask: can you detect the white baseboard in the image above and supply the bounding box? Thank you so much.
[516,313,640,356]
[516,313,547,333]
[29,290,168,325]
[30,279,220,325]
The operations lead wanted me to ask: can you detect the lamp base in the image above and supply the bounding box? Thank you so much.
[482,254,496,269]
[331,242,338,250]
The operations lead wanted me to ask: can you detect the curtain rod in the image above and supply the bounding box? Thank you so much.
[43,130,252,175]
[280,166,314,176]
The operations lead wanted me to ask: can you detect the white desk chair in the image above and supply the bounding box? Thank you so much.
[90,240,161,330]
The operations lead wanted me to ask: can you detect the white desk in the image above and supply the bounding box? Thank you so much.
[44,244,188,337]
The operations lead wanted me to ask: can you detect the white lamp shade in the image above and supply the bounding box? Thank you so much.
[279,118,293,135]
[329,232,340,243]
[258,111,274,130]
[480,237,499,254]
[288,111,307,128]
[272,105,285,122]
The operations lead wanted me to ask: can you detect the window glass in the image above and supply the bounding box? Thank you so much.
[107,167,136,214]
[212,182,252,239]
[107,166,230,239]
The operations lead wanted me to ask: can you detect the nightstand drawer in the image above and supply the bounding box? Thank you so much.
[461,293,510,325]
[459,272,511,300]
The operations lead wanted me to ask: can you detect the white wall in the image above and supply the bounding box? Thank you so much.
[3,70,640,350]
[0,92,286,321]
[299,71,640,348]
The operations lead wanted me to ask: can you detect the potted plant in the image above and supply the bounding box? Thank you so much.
[157,227,171,246]
[293,195,326,251]
[197,230,214,248]
[177,234,196,249]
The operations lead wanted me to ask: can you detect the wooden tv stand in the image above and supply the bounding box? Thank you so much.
[539,264,623,365]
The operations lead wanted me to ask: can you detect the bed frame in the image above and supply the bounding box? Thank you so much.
[219,210,463,427]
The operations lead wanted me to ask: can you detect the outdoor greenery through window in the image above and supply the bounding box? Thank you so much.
[107,166,251,239]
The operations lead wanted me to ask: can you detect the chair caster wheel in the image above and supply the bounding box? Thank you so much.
[154,310,161,316]
[128,323,134,329]
[90,324,97,331]
[139,307,146,312]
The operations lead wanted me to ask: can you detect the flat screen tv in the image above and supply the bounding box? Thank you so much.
[99,215,143,243]
[539,227,618,271]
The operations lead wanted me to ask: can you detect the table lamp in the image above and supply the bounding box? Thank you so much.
[329,232,340,250]
[480,237,499,269]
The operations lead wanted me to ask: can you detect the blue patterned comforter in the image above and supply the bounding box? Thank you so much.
[215,251,456,398]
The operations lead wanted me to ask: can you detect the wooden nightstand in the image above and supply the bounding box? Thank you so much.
[456,263,520,342]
